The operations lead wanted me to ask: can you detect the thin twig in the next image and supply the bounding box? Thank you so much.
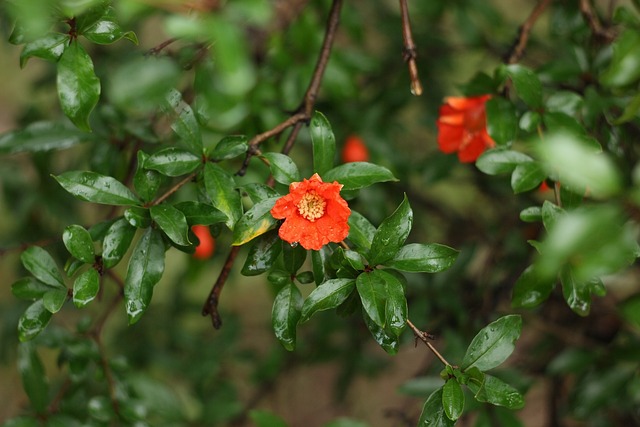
[579,0,616,42]
[399,0,423,96]
[148,171,198,207]
[406,319,450,366]
[201,246,241,329]
[505,0,553,64]
[145,37,179,56]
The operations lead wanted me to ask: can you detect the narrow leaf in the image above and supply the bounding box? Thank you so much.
[387,243,458,272]
[203,163,242,229]
[174,201,227,226]
[380,269,407,337]
[102,218,136,269]
[300,278,356,323]
[20,247,65,289]
[54,171,141,206]
[461,315,522,371]
[145,147,201,177]
[323,162,397,191]
[12,278,54,300]
[511,266,555,308]
[232,197,278,246]
[150,204,191,246]
[310,111,336,176]
[418,388,455,427]
[209,135,248,160]
[467,374,525,409]
[362,308,399,355]
[0,120,91,154]
[272,283,303,351]
[442,379,465,421]
[347,210,376,251]
[356,271,387,327]
[476,148,533,175]
[262,152,301,185]
[164,89,202,154]
[369,195,413,266]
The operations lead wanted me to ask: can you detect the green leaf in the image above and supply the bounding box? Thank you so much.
[386,243,458,272]
[174,201,227,226]
[241,230,282,276]
[242,183,280,203]
[369,195,412,266]
[461,315,522,371]
[271,283,302,351]
[18,342,49,413]
[418,388,454,427]
[560,266,592,316]
[81,6,138,45]
[299,278,355,323]
[164,89,202,154]
[311,246,330,285]
[18,300,53,342]
[124,206,151,228]
[12,278,54,300]
[347,210,376,251]
[467,374,525,409]
[343,249,365,271]
[323,162,397,191]
[511,161,545,194]
[150,204,191,246]
[380,270,407,337]
[476,148,533,175]
[102,218,136,269]
[43,288,67,313]
[600,29,640,87]
[519,206,542,223]
[310,111,336,176]
[20,246,65,289]
[249,410,289,427]
[362,307,399,355]
[133,151,163,203]
[145,147,201,177]
[124,228,166,324]
[283,240,307,275]
[486,96,518,145]
[56,41,100,131]
[73,268,100,308]
[209,135,248,160]
[541,200,563,231]
[501,64,543,108]
[20,33,68,67]
[62,224,95,263]
[54,171,141,206]
[0,120,92,154]
[231,197,278,246]
[511,266,555,308]
[262,152,301,185]
[356,271,387,327]
[203,163,242,229]
[442,379,464,421]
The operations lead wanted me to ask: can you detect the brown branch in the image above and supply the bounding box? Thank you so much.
[145,37,179,56]
[399,0,423,96]
[579,0,616,42]
[201,246,241,329]
[505,0,553,64]
[406,319,451,366]
[148,171,198,207]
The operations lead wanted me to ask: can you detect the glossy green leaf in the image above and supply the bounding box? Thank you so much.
[231,197,278,246]
[101,218,135,269]
[241,230,282,276]
[356,271,387,327]
[164,89,202,154]
[0,120,92,154]
[19,33,68,67]
[18,300,53,342]
[442,379,464,421]
[511,266,555,308]
[145,147,201,177]
[268,270,291,287]
[262,152,301,185]
[62,224,95,263]
[511,161,545,194]
[124,228,166,324]
[54,171,141,206]
[380,269,407,337]
[18,342,49,413]
[203,163,242,229]
[418,388,454,427]
[310,111,336,176]
[369,195,412,266]
[11,278,54,300]
[73,268,100,308]
[65,257,85,278]
[600,29,640,87]
[20,246,65,289]
[323,162,397,191]
[133,151,163,202]
[242,183,279,203]
[271,283,302,351]
[124,206,151,228]
[283,240,307,274]
[249,410,288,427]
[560,266,592,316]
[461,315,522,371]
[541,200,563,231]
[43,288,67,313]
[299,278,355,323]
[519,206,542,223]
[386,243,458,272]
[501,64,543,108]
[296,271,315,284]
[150,204,191,246]
[467,374,525,409]
[209,135,248,160]
[57,41,100,131]
[174,201,227,226]
[311,246,330,285]
[476,148,533,175]
[347,210,376,251]
[343,249,365,271]
[362,307,399,354]
[81,6,138,45]
[486,96,518,145]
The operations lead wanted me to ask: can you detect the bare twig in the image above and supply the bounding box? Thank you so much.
[148,171,199,207]
[505,0,553,64]
[579,0,616,42]
[145,37,179,56]
[399,0,423,96]
[201,246,241,328]
[406,319,451,366]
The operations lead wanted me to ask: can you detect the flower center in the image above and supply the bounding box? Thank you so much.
[297,191,326,222]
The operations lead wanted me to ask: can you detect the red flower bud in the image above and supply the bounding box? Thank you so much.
[192,225,215,259]
[341,135,369,163]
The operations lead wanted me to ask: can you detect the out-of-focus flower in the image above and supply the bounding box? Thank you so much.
[341,135,370,163]
[437,95,496,163]
[270,173,350,251]
[192,225,215,259]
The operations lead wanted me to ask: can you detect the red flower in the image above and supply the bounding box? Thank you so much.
[341,135,370,163]
[192,225,215,259]
[270,173,351,251]
[436,95,496,163]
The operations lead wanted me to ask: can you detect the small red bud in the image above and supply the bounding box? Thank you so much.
[192,225,215,259]
[341,135,369,163]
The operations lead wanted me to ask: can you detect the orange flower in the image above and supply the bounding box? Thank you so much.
[341,135,370,163]
[436,95,496,163]
[192,225,215,259]
[270,173,351,251]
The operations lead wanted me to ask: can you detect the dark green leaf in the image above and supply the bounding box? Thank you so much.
[418,388,454,427]
[268,270,291,287]
[362,307,399,355]
[133,151,163,202]
[124,228,166,324]
[347,210,376,251]
[20,246,65,289]
[283,240,307,275]
[209,135,248,160]
[467,374,525,409]
[65,256,85,278]
[241,230,282,276]
[519,206,542,223]
[369,195,412,266]
[442,379,464,421]
[559,184,584,209]
[62,224,95,263]
[145,147,201,177]
[323,162,397,191]
[271,283,302,351]
[124,206,151,228]
[57,41,100,131]
[0,120,92,154]
[242,183,279,203]
[380,269,407,337]
[54,171,141,206]
[386,243,458,272]
[486,97,518,145]
[150,204,191,246]
[102,218,136,269]
[81,7,138,45]
[262,152,301,185]
[296,271,315,284]
[511,162,545,194]
[18,342,49,413]
[461,315,522,371]
[356,271,387,327]
[73,268,100,308]
[476,148,533,175]
[164,89,202,154]
[20,33,68,67]
[541,200,563,231]
[600,29,640,87]
[174,201,227,226]
[249,410,288,427]
[310,111,336,176]
[300,278,356,323]
[18,300,53,342]
[311,246,331,285]
[231,197,278,246]
[203,163,242,229]
[560,266,592,316]
[43,288,67,313]
[11,278,54,300]
[502,64,543,108]
[343,249,365,271]
[511,266,555,309]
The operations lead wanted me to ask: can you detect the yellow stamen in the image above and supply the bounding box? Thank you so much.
[297,191,326,222]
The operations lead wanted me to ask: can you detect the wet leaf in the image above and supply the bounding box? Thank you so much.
[0,120,92,154]
[203,163,242,229]
[54,171,141,206]
[262,152,301,185]
[356,271,387,327]
[102,217,136,269]
[467,374,525,409]
[323,162,397,191]
[271,283,302,351]
[20,246,65,289]
[12,278,54,300]
[62,224,95,263]
[511,266,555,309]
[511,161,546,194]
[72,268,100,308]
[362,308,399,355]
[347,210,376,251]
[442,379,464,421]
[241,230,282,276]
[232,197,278,246]
[43,288,67,313]
[145,147,201,177]
[150,204,191,246]
[283,240,307,274]
[380,269,407,337]
[20,33,68,67]
[310,111,336,176]
[209,135,248,160]
[300,278,355,323]
[418,388,453,427]
[18,300,53,342]
[476,148,533,175]
[461,315,522,371]
[386,243,458,272]
[174,201,227,226]
[369,195,412,266]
